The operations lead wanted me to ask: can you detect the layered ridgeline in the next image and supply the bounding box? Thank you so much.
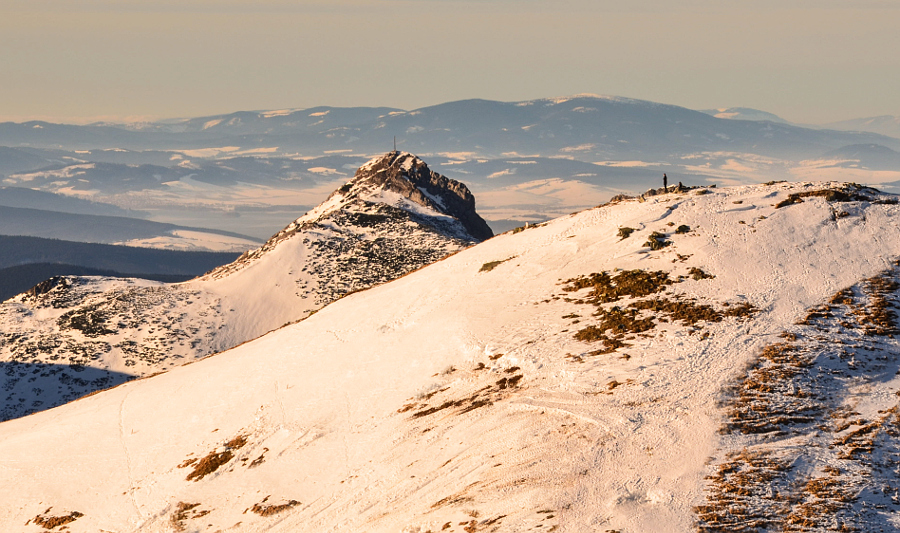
[0,151,491,422]
[3,181,900,532]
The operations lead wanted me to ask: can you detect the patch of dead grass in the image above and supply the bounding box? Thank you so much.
[27,509,84,530]
[184,434,249,482]
[248,496,300,517]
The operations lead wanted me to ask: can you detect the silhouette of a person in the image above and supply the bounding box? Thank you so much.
[663,173,668,192]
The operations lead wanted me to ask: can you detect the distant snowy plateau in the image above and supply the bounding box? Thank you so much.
[3,151,900,531]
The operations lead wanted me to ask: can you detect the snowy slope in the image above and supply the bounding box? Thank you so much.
[0,152,490,422]
[2,181,900,532]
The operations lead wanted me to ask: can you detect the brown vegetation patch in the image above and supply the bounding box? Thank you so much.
[185,434,249,481]
[724,342,819,435]
[249,496,300,517]
[695,449,793,532]
[699,264,900,532]
[688,267,714,280]
[479,256,515,273]
[644,231,671,250]
[431,482,481,509]
[170,502,210,531]
[248,447,268,469]
[774,187,871,209]
[562,269,673,303]
[617,227,635,240]
[581,306,656,337]
[28,509,84,530]
[407,369,524,419]
[783,473,856,531]
[723,302,759,319]
[853,275,900,336]
[561,268,757,356]
[631,298,722,327]
[511,222,543,234]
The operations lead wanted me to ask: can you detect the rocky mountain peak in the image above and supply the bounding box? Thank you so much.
[332,151,494,241]
[206,152,492,280]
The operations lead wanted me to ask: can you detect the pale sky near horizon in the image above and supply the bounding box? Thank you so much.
[1,0,898,125]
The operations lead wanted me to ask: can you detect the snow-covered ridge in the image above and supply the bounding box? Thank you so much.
[2,180,900,531]
[0,152,490,422]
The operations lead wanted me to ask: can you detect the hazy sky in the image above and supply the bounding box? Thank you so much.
[1,0,898,124]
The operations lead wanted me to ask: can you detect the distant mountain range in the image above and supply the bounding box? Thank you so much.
[1,96,896,159]
[1,95,898,245]
[700,107,900,140]
[823,115,900,140]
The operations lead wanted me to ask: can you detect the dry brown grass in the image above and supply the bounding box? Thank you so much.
[431,482,481,509]
[249,447,268,469]
[170,502,210,531]
[774,187,869,208]
[783,473,855,532]
[562,268,757,356]
[688,267,714,280]
[185,434,248,481]
[644,231,671,250]
[724,342,819,435]
[695,449,793,532]
[249,496,300,517]
[562,269,672,303]
[631,298,722,327]
[28,509,84,530]
[407,367,524,419]
[699,265,900,532]
[617,227,636,240]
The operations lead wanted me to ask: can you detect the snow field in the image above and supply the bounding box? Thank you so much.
[2,182,900,531]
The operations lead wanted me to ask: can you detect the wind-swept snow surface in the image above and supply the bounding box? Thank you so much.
[3,182,900,532]
[0,152,489,422]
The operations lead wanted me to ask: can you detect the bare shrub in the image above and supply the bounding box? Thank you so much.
[688,267,714,280]
[644,231,671,250]
[617,227,636,240]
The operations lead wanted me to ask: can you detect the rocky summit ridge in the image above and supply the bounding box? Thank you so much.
[348,150,494,241]
[0,152,489,422]
[207,151,492,279]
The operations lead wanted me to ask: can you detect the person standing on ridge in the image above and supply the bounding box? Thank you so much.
[663,173,668,192]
